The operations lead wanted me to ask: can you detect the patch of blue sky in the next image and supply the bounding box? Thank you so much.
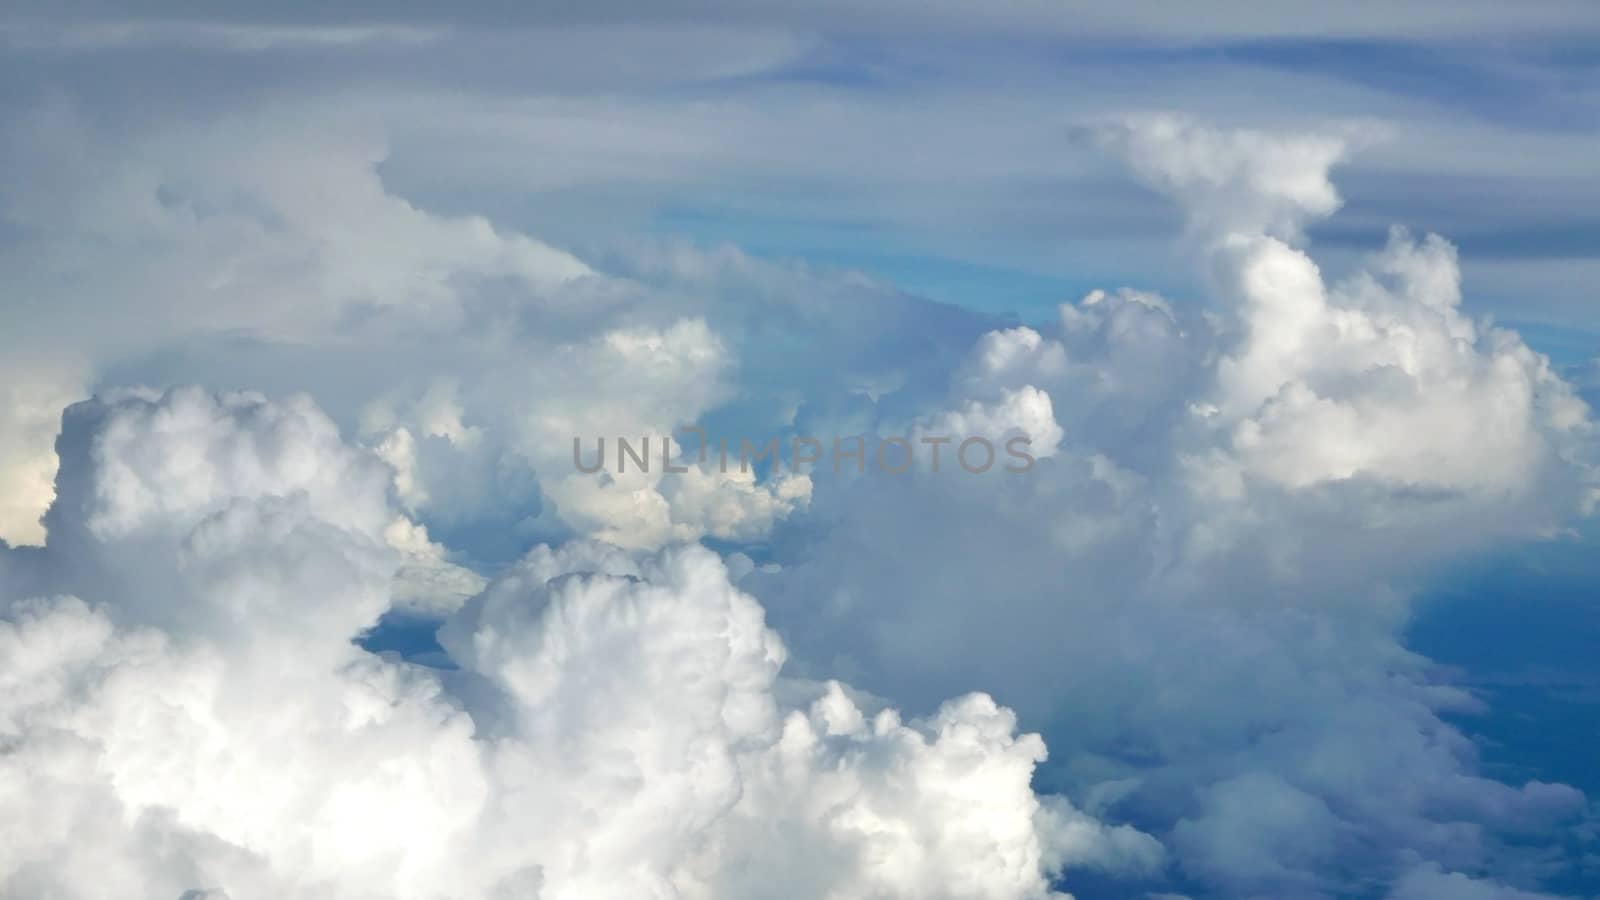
[1409,533,1600,894]
[650,205,1183,324]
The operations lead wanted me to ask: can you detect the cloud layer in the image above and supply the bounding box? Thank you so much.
[4,387,1165,899]
[1,18,1598,897]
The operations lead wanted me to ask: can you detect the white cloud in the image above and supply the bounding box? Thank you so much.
[0,45,1594,898]
[1,388,1142,898]
[0,361,87,546]
[1099,114,1357,242]
[742,117,1596,898]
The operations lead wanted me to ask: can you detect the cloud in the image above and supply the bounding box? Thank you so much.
[0,32,1595,896]
[0,21,444,51]
[0,101,930,552]
[1099,115,1358,242]
[743,117,1595,897]
[1386,863,1564,900]
[0,361,86,545]
[0,387,1150,898]
[8,1,1600,42]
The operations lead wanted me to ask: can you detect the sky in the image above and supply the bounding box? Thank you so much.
[2,4,1600,900]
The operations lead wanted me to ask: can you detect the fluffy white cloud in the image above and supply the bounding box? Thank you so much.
[0,100,841,554]
[0,60,1595,899]
[919,386,1064,463]
[0,101,581,549]
[1099,115,1358,242]
[745,117,1595,899]
[358,318,812,552]
[0,388,1143,899]
[0,360,86,545]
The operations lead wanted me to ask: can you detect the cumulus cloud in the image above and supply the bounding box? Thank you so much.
[0,103,872,555]
[746,116,1595,898]
[0,360,86,545]
[0,102,577,548]
[0,388,1148,899]
[1099,114,1359,242]
[0,48,1595,899]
